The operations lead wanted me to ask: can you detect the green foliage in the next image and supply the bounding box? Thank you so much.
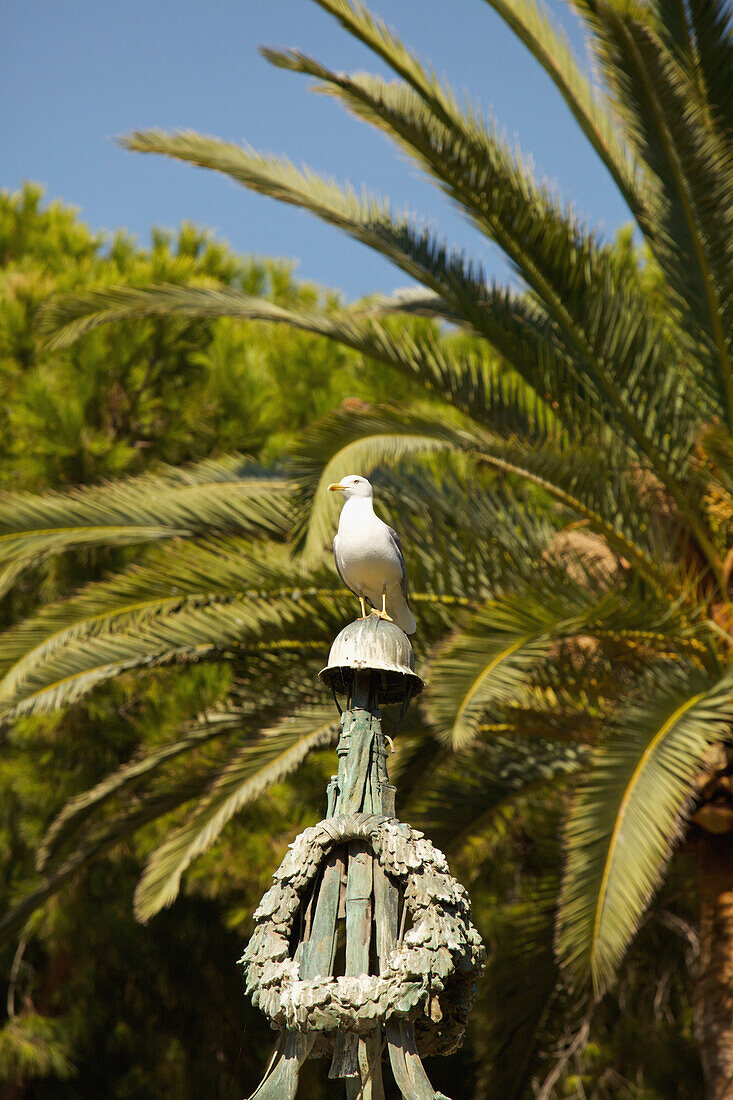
[133,705,339,922]
[0,184,454,1095]
[558,662,733,992]
[3,0,732,1091]
[0,1014,73,1083]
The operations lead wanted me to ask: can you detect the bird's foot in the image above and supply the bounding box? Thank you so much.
[371,608,394,623]
[377,589,393,623]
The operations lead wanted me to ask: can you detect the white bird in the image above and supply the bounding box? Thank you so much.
[328,474,416,635]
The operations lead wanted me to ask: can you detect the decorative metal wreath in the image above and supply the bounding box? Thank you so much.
[241,813,485,1057]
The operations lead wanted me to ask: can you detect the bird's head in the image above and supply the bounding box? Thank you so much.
[327,474,373,500]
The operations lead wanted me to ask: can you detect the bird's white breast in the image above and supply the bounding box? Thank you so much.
[336,500,403,592]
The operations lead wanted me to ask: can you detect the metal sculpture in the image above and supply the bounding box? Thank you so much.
[242,615,485,1099]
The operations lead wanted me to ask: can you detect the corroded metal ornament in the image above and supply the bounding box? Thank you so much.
[319,614,424,705]
[242,813,484,1051]
[242,617,485,1099]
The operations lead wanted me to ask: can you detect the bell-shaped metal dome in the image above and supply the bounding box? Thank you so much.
[319,614,425,705]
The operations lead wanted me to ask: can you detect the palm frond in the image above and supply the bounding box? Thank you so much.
[308,0,642,221]
[556,660,733,992]
[37,706,249,870]
[43,270,711,572]
[426,597,569,747]
[361,287,461,323]
[114,124,603,455]
[261,43,716,513]
[376,466,558,599]
[0,580,342,723]
[1,505,539,721]
[411,734,588,849]
[42,283,320,350]
[575,0,733,423]
[0,777,204,948]
[286,404,489,564]
[0,540,325,677]
[44,281,560,446]
[121,131,498,314]
[133,706,339,921]
[358,285,604,444]
[0,454,290,586]
[428,562,701,750]
[481,0,643,212]
[471,437,682,595]
[685,0,733,138]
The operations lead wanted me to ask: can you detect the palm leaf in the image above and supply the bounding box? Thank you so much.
[360,284,631,447]
[556,660,733,992]
[37,705,250,870]
[0,454,289,586]
[0,539,318,676]
[1,511,524,721]
[370,286,611,441]
[684,0,733,138]
[286,404,489,564]
[480,0,643,213]
[377,466,558,599]
[133,706,339,921]
[426,597,570,747]
[428,562,700,750]
[361,287,462,324]
[0,583,342,723]
[121,130,499,314]
[42,283,327,350]
[309,0,641,223]
[260,43,717,533]
[471,437,681,595]
[44,274,711,567]
[409,734,588,849]
[44,282,560,445]
[575,0,733,422]
[0,777,205,947]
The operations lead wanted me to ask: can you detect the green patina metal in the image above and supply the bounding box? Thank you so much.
[241,614,485,1099]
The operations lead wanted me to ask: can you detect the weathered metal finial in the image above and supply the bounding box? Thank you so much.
[319,614,424,706]
[241,618,485,1099]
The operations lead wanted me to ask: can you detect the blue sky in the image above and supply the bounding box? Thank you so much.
[3,0,632,299]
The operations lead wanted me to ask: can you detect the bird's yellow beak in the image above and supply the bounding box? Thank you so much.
[327,483,345,492]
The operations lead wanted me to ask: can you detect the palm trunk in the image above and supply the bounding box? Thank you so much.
[694,830,733,1099]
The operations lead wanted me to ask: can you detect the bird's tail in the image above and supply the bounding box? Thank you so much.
[390,590,416,635]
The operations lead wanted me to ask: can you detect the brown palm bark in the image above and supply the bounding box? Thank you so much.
[694,829,733,1099]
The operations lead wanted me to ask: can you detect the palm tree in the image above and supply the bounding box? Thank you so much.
[3,0,732,1092]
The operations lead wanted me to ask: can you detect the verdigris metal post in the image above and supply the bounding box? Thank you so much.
[241,615,485,1099]
[327,672,380,1094]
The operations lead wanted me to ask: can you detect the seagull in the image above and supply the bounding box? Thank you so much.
[328,474,416,635]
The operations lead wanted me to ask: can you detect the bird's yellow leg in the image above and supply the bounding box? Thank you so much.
[376,588,394,623]
[359,595,368,618]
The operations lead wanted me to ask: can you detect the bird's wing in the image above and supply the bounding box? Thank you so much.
[387,526,410,601]
[333,534,372,604]
[332,534,352,592]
